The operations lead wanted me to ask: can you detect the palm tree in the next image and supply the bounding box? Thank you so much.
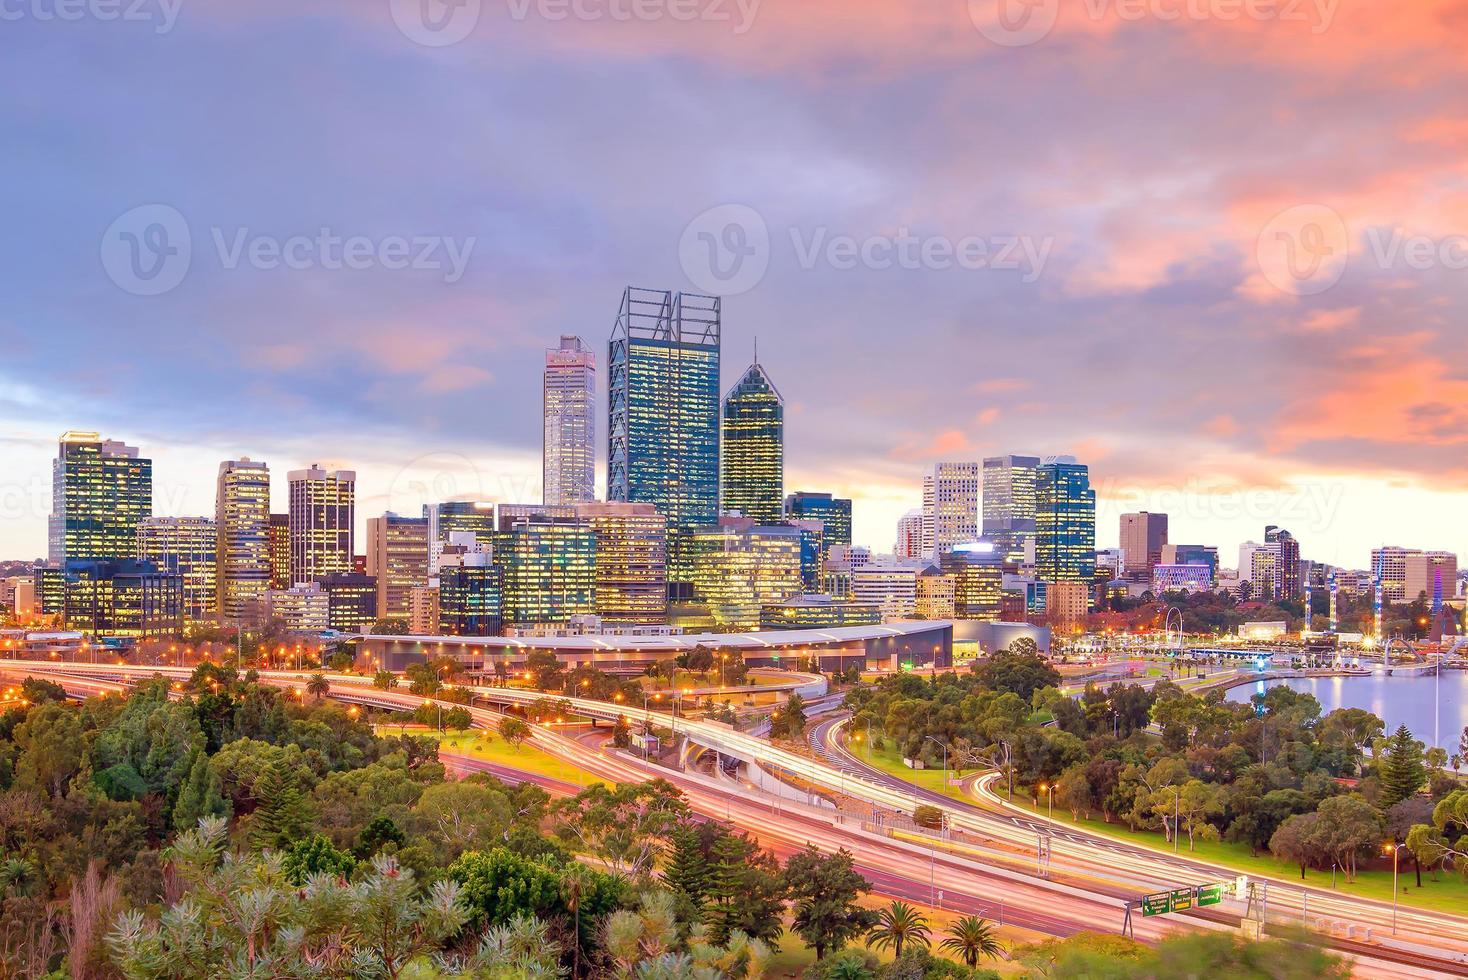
[306,673,331,703]
[864,900,930,959]
[939,915,1003,968]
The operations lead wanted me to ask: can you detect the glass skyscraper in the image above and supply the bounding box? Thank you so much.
[608,287,720,592]
[785,492,853,555]
[288,466,356,585]
[1034,456,1096,583]
[982,455,1040,566]
[137,516,217,622]
[216,458,271,621]
[493,508,596,628]
[543,335,596,505]
[49,431,152,564]
[721,360,783,524]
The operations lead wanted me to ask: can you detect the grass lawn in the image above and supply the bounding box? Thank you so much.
[849,739,977,807]
[410,728,609,789]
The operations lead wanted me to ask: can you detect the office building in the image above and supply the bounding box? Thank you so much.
[1160,544,1218,581]
[851,562,919,622]
[439,556,503,636]
[1371,546,1416,604]
[408,585,440,635]
[494,509,596,629]
[942,540,1004,620]
[428,501,497,571]
[543,335,596,506]
[1404,552,1458,607]
[1152,564,1214,594]
[684,518,803,631]
[790,519,825,593]
[49,431,152,564]
[365,513,430,619]
[895,509,926,560]
[982,455,1041,566]
[721,359,784,524]
[136,516,217,622]
[574,501,667,625]
[320,572,377,633]
[925,462,980,561]
[216,458,271,622]
[1034,456,1095,583]
[267,514,291,589]
[914,566,957,620]
[1120,512,1169,575]
[265,582,330,633]
[786,492,853,556]
[1266,526,1303,601]
[759,594,882,631]
[1044,580,1090,626]
[288,466,355,585]
[61,559,183,639]
[608,287,721,590]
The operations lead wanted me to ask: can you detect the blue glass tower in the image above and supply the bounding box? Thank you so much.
[1034,456,1096,583]
[608,288,721,592]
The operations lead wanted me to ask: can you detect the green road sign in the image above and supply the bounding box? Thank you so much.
[1170,888,1193,912]
[1141,892,1172,917]
[1197,883,1225,907]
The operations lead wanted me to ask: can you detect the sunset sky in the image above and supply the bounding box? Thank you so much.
[3,0,1468,568]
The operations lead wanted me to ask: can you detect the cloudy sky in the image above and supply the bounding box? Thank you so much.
[2,0,1467,569]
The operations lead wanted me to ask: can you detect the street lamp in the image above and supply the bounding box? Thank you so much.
[1037,781,1054,825]
[923,735,949,789]
[1384,842,1399,934]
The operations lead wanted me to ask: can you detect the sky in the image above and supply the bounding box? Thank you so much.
[3,0,1468,570]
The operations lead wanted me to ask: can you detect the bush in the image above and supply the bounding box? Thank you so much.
[913,805,946,830]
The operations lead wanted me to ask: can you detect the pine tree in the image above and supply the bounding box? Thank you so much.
[704,831,751,945]
[172,750,231,832]
[661,824,712,924]
[249,763,315,851]
[1379,725,1427,809]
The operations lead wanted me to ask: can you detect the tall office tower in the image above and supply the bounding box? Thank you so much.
[428,501,497,571]
[607,287,720,592]
[215,458,271,621]
[895,509,927,560]
[851,562,920,622]
[982,455,1040,566]
[365,513,430,619]
[288,466,356,585]
[786,492,853,555]
[49,431,152,564]
[1265,525,1303,601]
[920,476,935,558]
[136,516,217,622]
[1034,456,1096,583]
[439,556,503,636]
[942,540,1004,619]
[1119,511,1169,575]
[1404,552,1458,607]
[267,514,291,589]
[543,335,597,506]
[924,462,980,561]
[493,508,596,628]
[721,359,784,524]
[684,517,803,631]
[1371,546,1418,604]
[574,502,667,625]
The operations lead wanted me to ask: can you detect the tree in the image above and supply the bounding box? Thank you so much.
[939,916,1003,968]
[500,716,531,750]
[410,781,513,862]
[973,648,1060,701]
[1310,795,1383,881]
[373,669,399,691]
[1270,812,1321,879]
[703,829,785,945]
[769,692,808,741]
[248,763,316,851]
[552,780,688,879]
[663,823,715,923]
[781,846,878,961]
[355,814,407,859]
[306,673,331,703]
[281,833,356,885]
[865,900,930,959]
[172,749,231,830]
[1378,724,1428,808]
[1055,765,1095,821]
[526,650,565,691]
[13,700,86,798]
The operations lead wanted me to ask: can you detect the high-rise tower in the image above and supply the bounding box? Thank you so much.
[721,358,783,524]
[216,458,271,620]
[543,335,596,505]
[288,466,355,585]
[1034,456,1096,583]
[50,431,152,564]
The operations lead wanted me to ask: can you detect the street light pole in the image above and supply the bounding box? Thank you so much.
[923,735,948,789]
[1386,843,1399,934]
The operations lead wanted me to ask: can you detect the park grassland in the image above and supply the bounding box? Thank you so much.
[849,736,1468,917]
[377,724,611,789]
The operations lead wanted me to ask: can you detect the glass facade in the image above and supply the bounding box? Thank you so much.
[543,335,597,505]
[721,361,783,524]
[608,288,720,590]
[321,572,377,633]
[288,467,356,585]
[216,459,271,621]
[942,543,1004,619]
[494,511,596,628]
[61,559,183,639]
[575,502,667,625]
[50,432,152,565]
[268,513,291,589]
[136,516,217,622]
[684,520,802,631]
[1034,456,1096,583]
[759,596,882,631]
[982,455,1040,566]
[785,492,853,554]
[439,564,503,636]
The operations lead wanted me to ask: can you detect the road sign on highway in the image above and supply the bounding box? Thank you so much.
[1170,888,1193,912]
[1141,892,1172,917]
[1196,883,1225,907]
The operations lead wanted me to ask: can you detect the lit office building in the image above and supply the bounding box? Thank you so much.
[1152,564,1214,594]
[684,518,803,631]
[216,458,271,621]
[1371,546,1416,604]
[267,513,291,589]
[439,558,503,636]
[428,501,497,571]
[925,462,980,561]
[790,519,825,593]
[982,455,1040,566]
[786,492,853,556]
[365,513,430,619]
[759,594,882,631]
[1404,552,1458,606]
[136,516,217,622]
[49,431,152,564]
[61,559,183,639]
[575,501,667,625]
[288,466,355,585]
[408,585,440,635]
[1266,526,1303,601]
[851,562,919,622]
[608,287,721,591]
[1045,580,1091,626]
[320,572,377,633]
[265,582,330,633]
[1160,544,1217,582]
[544,335,597,506]
[895,509,927,560]
[942,541,1004,620]
[721,359,783,524]
[1034,456,1095,583]
[915,566,957,620]
[494,509,596,628]
[1119,511,1169,576]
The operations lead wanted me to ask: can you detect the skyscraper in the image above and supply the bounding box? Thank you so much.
[786,492,853,555]
[493,507,596,628]
[1034,456,1095,583]
[267,513,291,589]
[288,466,355,585]
[575,501,667,625]
[685,517,802,631]
[1119,511,1169,576]
[216,458,271,621]
[895,509,926,560]
[608,287,720,592]
[925,462,980,561]
[137,516,217,622]
[49,431,152,564]
[721,359,784,524]
[543,335,596,506]
[365,513,430,619]
[982,455,1040,566]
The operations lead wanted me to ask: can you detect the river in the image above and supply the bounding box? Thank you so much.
[1223,671,1468,753]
